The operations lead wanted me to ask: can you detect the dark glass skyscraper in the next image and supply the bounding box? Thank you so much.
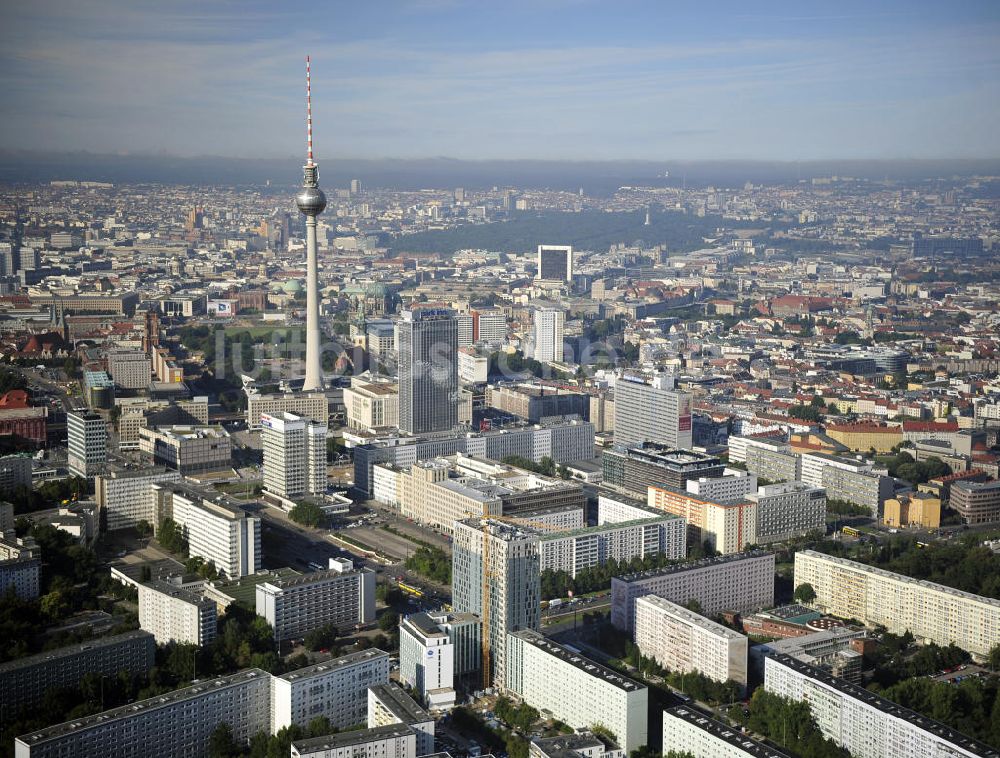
[398,309,458,435]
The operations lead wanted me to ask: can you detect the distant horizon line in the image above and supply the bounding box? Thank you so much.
[3,148,1000,166]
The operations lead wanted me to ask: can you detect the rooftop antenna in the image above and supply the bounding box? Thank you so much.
[306,54,315,167]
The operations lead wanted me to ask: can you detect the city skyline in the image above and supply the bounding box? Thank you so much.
[2,0,999,162]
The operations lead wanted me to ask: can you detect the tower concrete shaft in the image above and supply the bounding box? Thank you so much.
[303,210,323,391]
[296,56,327,392]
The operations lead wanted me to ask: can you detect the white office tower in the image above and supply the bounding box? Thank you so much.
[633,595,748,688]
[261,412,328,499]
[397,309,458,435]
[506,630,648,753]
[67,411,107,478]
[613,373,693,449]
[536,245,573,282]
[296,56,328,392]
[456,313,474,348]
[452,518,540,688]
[137,580,217,645]
[397,610,479,711]
[532,308,564,363]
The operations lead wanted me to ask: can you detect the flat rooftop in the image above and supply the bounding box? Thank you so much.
[369,682,433,724]
[15,669,270,747]
[797,550,1000,607]
[291,724,414,753]
[635,595,746,640]
[664,706,791,758]
[540,516,682,543]
[261,567,364,591]
[766,653,999,757]
[617,551,774,585]
[0,630,153,674]
[513,630,645,693]
[279,649,389,683]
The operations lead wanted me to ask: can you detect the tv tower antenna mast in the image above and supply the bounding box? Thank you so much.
[296,54,327,392]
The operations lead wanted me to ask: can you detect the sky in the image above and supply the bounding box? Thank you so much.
[2,0,999,162]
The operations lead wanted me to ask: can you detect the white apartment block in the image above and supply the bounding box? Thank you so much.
[367,683,436,757]
[246,391,329,430]
[95,467,182,531]
[539,516,686,577]
[399,612,456,710]
[137,580,217,645]
[256,563,376,641]
[0,455,33,491]
[746,482,827,543]
[261,412,327,499]
[344,380,399,432]
[452,518,540,688]
[800,452,892,515]
[633,595,748,687]
[506,630,648,753]
[14,669,272,758]
[291,725,416,758]
[661,707,792,758]
[272,650,390,731]
[648,486,757,554]
[598,493,664,525]
[532,308,564,363]
[611,552,775,632]
[764,653,994,758]
[107,349,152,390]
[0,552,40,600]
[794,550,1000,658]
[686,470,758,503]
[159,485,261,578]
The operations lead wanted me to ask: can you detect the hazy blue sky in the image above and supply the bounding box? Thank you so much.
[3,0,999,161]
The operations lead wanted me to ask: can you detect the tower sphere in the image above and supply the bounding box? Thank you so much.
[296,185,327,216]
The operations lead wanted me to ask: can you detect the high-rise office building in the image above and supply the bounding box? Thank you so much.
[532,308,564,363]
[613,373,692,449]
[536,245,573,282]
[452,518,540,688]
[397,309,458,435]
[67,411,107,478]
[261,412,328,499]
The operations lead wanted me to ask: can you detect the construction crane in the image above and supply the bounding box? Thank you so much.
[478,513,554,689]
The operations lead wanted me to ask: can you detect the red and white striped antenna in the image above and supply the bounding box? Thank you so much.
[306,55,315,166]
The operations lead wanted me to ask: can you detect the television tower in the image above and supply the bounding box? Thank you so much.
[296,55,327,392]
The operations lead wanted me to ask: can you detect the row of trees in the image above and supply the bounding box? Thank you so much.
[289,501,326,528]
[1,476,91,514]
[540,552,681,600]
[736,689,850,757]
[0,524,130,663]
[405,546,452,584]
[157,517,189,556]
[620,640,742,706]
[877,674,1000,749]
[494,696,540,732]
